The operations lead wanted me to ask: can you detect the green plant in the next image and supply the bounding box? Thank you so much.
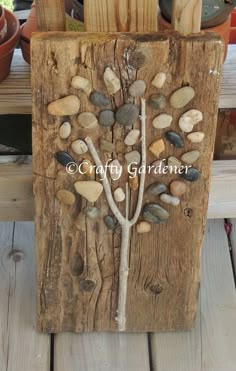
[1,0,13,11]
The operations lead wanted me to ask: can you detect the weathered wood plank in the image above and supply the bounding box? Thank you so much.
[84,0,158,32]
[151,219,236,371]
[35,0,66,31]
[0,222,50,371]
[31,31,223,333]
[172,0,202,35]
[55,333,150,371]
[228,219,236,274]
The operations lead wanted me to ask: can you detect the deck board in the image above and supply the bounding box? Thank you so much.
[151,220,236,371]
[0,222,50,371]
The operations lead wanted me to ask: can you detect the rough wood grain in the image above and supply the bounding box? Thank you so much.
[31,31,223,332]
[84,0,158,32]
[35,0,66,31]
[0,222,50,370]
[172,0,202,35]
[228,219,236,275]
[151,219,236,371]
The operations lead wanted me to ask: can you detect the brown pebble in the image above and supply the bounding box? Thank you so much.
[149,139,165,158]
[137,221,151,234]
[48,95,80,116]
[56,189,76,206]
[129,176,139,191]
[170,181,188,197]
[81,159,94,177]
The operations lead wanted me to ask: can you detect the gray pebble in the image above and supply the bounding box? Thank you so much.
[143,203,169,224]
[99,110,115,127]
[90,91,110,107]
[83,206,100,220]
[165,131,184,148]
[147,183,167,196]
[148,94,166,110]
[129,80,146,97]
[181,168,201,182]
[104,215,116,230]
[116,104,139,126]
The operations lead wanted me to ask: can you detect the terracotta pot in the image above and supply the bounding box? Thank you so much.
[229,9,236,44]
[0,9,20,83]
[0,6,7,45]
[158,12,231,61]
[20,2,37,64]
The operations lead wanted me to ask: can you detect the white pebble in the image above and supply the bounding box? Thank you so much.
[59,121,71,139]
[137,221,151,234]
[187,132,205,143]
[124,129,140,146]
[104,67,121,95]
[114,188,125,202]
[152,72,167,89]
[71,76,92,96]
[152,113,173,129]
[160,194,180,207]
[109,160,122,181]
[71,140,88,155]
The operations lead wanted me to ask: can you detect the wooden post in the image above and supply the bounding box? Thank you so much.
[172,0,202,35]
[84,0,158,32]
[35,0,66,31]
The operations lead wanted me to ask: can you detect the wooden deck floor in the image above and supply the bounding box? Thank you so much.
[0,219,236,371]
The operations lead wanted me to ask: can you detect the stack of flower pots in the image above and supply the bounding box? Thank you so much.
[0,6,20,83]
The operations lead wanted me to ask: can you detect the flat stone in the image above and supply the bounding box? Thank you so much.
[83,206,100,219]
[71,139,88,155]
[149,139,165,158]
[125,150,141,165]
[71,76,92,96]
[55,151,76,167]
[104,67,121,95]
[151,72,167,89]
[165,131,184,148]
[181,168,201,182]
[81,159,94,177]
[59,121,71,139]
[143,203,169,224]
[129,80,146,97]
[170,181,188,197]
[99,110,115,127]
[137,221,151,234]
[124,129,140,146]
[181,150,200,164]
[116,104,139,126]
[100,139,115,153]
[160,194,180,207]
[179,109,203,133]
[90,91,110,107]
[152,113,173,129]
[129,176,139,191]
[148,94,166,110]
[48,95,80,116]
[179,117,194,133]
[147,182,167,196]
[74,181,103,202]
[109,160,123,181]
[170,87,195,109]
[150,160,167,176]
[187,132,205,143]
[56,189,76,206]
[104,215,116,230]
[78,112,98,129]
[168,156,182,171]
[114,188,125,202]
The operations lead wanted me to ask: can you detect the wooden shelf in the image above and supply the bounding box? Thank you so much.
[0,45,236,115]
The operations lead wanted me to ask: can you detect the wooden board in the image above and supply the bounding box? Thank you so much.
[151,219,236,371]
[172,0,202,35]
[31,31,223,333]
[0,222,50,370]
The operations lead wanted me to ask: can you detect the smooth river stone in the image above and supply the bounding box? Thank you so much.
[129,176,139,191]
[55,151,75,167]
[168,156,182,170]
[109,160,122,181]
[100,139,115,153]
[71,139,88,155]
[59,121,71,139]
[124,129,140,146]
[129,80,146,97]
[83,206,100,219]
[48,95,80,116]
[81,159,94,177]
[187,132,205,143]
[151,72,167,89]
[104,67,121,95]
[165,131,184,148]
[152,113,173,129]
[104,215,116,230]
[78,112,98,129]
[181,168,201,182]
[98,110,115,127]
[90,91,110,107]
[147,182,167,196]
[125,150,141,165]
[170,180,188,197]
[148,94,166,110]
[137,221,151,234]
[170,87,195,109]
[56,189,76,206]
[114,188,125,202]
[116,104,139,126]
[143,203,169,224]
[149,139,165,158]
[74,181,103,202]
[179,109,203,133]
[160,194,180,207]
[181,150,200,164]
[71,76,92,96]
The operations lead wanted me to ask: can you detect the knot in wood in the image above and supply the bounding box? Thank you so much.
[79,279,96,292]
[8,249,24,263]
[184,208,193,218]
